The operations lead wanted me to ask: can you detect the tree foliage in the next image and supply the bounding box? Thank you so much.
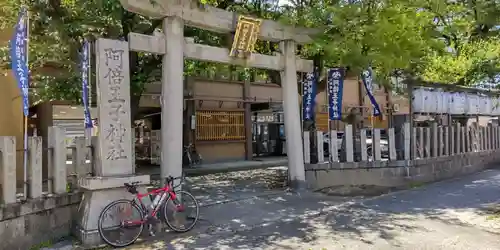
[422,38,500,85]
[417,0,500,85]
[288,0,445,87]
[0,0,163,119]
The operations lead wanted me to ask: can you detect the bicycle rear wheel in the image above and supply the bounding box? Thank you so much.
[162,190,200,233]
[98,199,145,247]
[192,152,203,165]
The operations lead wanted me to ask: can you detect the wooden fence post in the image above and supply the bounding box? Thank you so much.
[316,131,324,163]
[412,127,417,159]
[303,132,310,164]
[345,125,354,162]
[0,136,16,204]
[431,123,438,157]
[388,128,397,161]
[373,128,382,161]
[461,126,466,153]
[360,129,368,162]
[418,127,424,158]
[28,136,43,199]
[444,126,450,155]
[438,126,444,156]
[424,127,431,157]
[48,126,67,194]
[404,123,411,160]
[74,137,88,177]
[329,130,339,162]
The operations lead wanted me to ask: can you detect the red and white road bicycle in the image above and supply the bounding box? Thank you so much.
[97,176,199,247]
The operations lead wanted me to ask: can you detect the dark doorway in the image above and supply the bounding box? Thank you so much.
[252,112,286,157]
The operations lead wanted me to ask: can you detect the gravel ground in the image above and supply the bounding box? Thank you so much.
[124,169,500,250]
[151,168,289,206]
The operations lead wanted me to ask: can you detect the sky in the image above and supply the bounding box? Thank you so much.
[278,0,291,6]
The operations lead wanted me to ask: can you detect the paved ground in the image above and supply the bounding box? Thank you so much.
[46,168,500,250]
[124,169,500,250]
[137,157,288,177]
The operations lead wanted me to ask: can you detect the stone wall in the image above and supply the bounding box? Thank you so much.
[0,193,82,250]
[0,126,89,249]
[306,150,500,190]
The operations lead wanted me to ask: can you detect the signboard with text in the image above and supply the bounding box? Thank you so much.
[302,72,317,121]
[230,16,262,58]
[327,68,345,120]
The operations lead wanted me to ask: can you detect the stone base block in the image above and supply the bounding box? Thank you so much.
[78,175,150,190]
[74,175,150,249]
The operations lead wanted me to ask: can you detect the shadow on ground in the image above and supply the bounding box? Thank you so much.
[149,168,289,206]
[120,168,500,250]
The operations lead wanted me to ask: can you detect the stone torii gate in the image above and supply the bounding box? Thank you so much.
[75,1,315,247]
[119,0,314,185]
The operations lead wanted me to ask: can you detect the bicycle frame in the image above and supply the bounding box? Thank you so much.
[122,183,178,227]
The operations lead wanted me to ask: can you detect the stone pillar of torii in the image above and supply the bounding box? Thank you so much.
[75,1,317,247]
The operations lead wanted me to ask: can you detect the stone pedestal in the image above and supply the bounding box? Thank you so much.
[74,175,150,248]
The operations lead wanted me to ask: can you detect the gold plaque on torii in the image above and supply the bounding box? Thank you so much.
[230,15,262,59]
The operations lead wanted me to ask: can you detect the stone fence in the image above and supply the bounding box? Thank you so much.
[0,126,90,249]
[305,123,500,190]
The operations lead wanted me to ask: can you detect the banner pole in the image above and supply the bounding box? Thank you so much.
[22,8,30,200]
[326,71,332,162]
[300,73,304,130]
[326,71,330,135]
[85,40,92,147]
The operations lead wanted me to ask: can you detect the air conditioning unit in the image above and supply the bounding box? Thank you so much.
[393,103,400,112]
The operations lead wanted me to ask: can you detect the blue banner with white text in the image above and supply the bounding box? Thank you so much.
[10,7,29,116]
[81,40,93,128]
[302,72,317,121]
[327,68,344,120]
[361,68,382,116]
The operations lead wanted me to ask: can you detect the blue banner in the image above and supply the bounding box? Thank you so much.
[10,7,29,116]
[327,68,345,120]
[361,68,382,116]
[302,72,317,121]
[81,40,93,128]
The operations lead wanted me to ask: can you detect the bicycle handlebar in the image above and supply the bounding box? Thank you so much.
[165,175,184,189]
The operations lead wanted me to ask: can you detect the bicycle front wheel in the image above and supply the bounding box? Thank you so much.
[162,190,200,233]
[98,199,145,247]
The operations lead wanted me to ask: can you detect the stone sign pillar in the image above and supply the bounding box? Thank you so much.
[75,38,150,248]
[95,38,134,176]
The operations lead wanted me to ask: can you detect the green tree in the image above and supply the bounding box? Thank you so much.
[0,0,163,120]
[418,0,500,85]
[422,38,500,85]
[0,0,289,121]
[285,0,445,86]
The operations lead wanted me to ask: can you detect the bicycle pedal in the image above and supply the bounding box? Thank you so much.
[146,216,160,224]
[148,224,156,237]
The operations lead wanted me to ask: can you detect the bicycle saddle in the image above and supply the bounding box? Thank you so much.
[124,181,141,187]
[124,182,141,194]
